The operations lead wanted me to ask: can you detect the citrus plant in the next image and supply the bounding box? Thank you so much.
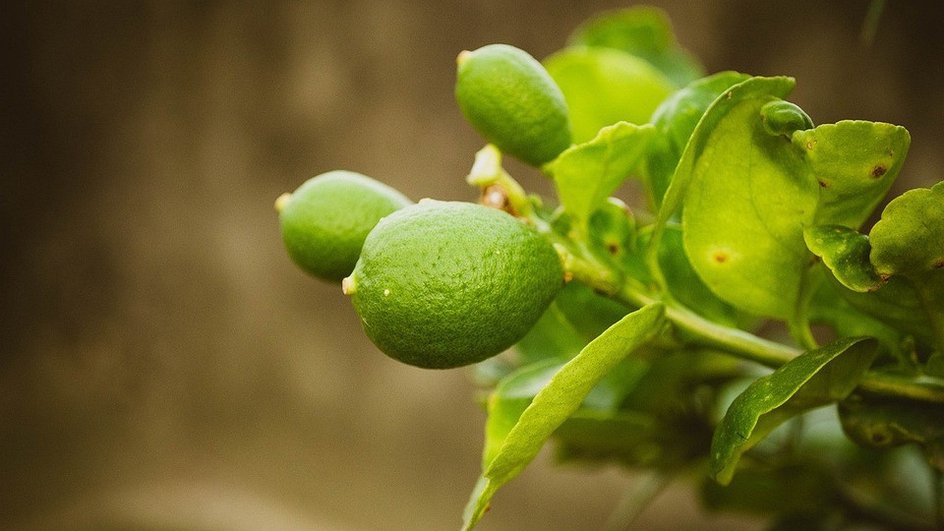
[278,7,943,530]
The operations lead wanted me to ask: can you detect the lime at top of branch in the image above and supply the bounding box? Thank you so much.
[456,44,572,166]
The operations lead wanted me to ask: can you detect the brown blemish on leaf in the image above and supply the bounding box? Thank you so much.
[934,259,944,269]
[818,179,829,188]
[871,165,887,178]
[606,241,620,255]
[711,250,729,264]
[879,273,891,282]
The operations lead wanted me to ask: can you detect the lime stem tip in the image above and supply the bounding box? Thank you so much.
[341,275,356,296]
[274,192,292,213]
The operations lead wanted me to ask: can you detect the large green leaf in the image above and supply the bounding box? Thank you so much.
[678,77,816,319]
[462,303,665,530]
[710,337,878,484]
[567,6,703,87]
[646,71,751,206]
[546,121,654,226]
[544,47,673,143]
[793,121,910,229]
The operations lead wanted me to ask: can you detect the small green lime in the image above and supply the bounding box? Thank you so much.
[345,200,564,369]
[455,44,572,166]
[277,170,411,282]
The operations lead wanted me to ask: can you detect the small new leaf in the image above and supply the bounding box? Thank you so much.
[803,225,883,292]
[462,303,665,530]
[710,337,878,485]
[546,121,654,227]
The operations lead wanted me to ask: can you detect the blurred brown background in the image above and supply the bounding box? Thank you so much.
[2,1,942,529]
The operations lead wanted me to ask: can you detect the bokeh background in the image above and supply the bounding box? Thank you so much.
[3,1,942,529]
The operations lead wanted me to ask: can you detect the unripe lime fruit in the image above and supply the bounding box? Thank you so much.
[344,200,564,369]
[455,44,572,166]
[277,171,411,282]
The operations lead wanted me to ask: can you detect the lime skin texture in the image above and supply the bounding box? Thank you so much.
[278,170,411,282]
[345,200,564,369]
[456,44,572,166]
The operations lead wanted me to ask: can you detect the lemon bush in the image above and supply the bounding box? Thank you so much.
[278,7,944,530]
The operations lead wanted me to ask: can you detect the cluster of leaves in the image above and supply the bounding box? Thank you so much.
[460,7,944,530]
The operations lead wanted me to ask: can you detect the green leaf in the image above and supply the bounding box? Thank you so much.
[546,121,654,225]
[656,75,796,232]
[567,6,704,87]
[803,225,882,292]
[869,181,944,277]
[794,121,911,229]
[677,77,817,319]
[481,360,563,469]
[462,303,666,530]
[710,337,878,484]
[647,71,751,206]
[544,47,673,143]
[869,181,944,352]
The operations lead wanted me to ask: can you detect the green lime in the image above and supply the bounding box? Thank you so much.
[344,200,564,369]
[277,170,411,282]
[455,44,572,166]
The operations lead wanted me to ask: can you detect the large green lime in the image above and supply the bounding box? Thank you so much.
[455,44,572,166]
[345,200,564,369]
[277,171,411,282]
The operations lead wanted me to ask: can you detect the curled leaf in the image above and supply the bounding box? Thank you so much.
[760,100,813,137]
[803,225,882,292]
